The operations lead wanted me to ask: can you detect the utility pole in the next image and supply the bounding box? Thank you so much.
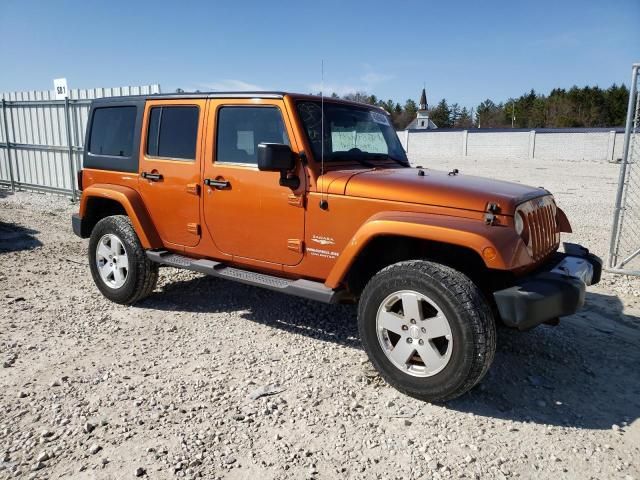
[511,101,516,128]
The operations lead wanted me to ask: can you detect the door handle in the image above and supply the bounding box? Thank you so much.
[204,178,230,189]
[141,171,163,181]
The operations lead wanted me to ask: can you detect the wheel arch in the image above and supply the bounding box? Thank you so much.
[325,211,529,291]
[79,184,162,249]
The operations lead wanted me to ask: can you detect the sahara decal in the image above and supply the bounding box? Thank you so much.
[311,234,335,246]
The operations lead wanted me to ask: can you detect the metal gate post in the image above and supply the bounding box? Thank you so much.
[64,97,76,201]
[1,98,16,191]
[608,64,639,269]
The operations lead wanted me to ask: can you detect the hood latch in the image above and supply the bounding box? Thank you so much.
[484,202,501,225]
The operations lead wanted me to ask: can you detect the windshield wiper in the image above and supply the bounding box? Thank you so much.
[363,153,411,168]
[328,154,375,168]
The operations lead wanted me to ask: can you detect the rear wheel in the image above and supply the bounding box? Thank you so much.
[88,215,158,305]
[358,260,496,402]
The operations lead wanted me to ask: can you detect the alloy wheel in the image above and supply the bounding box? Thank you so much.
[376,290,453,377]
[95,233,129,289]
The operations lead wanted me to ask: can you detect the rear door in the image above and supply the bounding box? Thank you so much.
[138,99,206,248]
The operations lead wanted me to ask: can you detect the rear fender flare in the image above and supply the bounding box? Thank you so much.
[79,184,162,249]
[325,211,529,289]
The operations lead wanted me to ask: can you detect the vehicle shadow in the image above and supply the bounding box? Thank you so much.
[0,188,13,199]
[138,274,640,430]
[141,273,361,348]
[0,221,42,253]
[448,290,640,430]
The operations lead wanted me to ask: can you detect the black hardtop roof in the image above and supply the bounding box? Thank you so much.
[90,91,388,111]
[91,91,287,104]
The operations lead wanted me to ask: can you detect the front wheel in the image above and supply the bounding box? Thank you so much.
[88,215,158,305]
[358,260,496,402]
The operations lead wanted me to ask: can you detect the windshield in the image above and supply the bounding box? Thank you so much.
[296,101,408,165]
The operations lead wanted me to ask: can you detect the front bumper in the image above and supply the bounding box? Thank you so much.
[493,243,602,331]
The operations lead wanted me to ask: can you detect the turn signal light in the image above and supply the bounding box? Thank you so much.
[482,247,497,261]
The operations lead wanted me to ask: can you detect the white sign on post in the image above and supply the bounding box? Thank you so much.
[53,78,69,100]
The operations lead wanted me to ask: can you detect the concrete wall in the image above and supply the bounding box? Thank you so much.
[398,129,625,163]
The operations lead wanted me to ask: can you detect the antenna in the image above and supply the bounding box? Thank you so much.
[319,60,328,210]
[321,59,324,180]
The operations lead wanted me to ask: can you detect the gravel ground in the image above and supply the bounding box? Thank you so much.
[1,157,639,480]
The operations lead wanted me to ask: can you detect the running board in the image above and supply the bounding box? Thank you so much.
[146,250,340,304]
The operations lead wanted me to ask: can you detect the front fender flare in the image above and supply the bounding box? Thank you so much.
[325,211,530,289]
[79,184,162,249]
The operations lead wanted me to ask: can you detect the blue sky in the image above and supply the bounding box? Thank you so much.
[0,0,638,109]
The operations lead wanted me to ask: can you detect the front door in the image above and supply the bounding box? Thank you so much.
[203,100,305,266]
[138,100,206,248]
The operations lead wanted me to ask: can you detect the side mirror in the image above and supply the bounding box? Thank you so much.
[257,143,300,189]
[257,143,295,172]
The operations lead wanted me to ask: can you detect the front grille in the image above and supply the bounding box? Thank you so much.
[520,196,560,261]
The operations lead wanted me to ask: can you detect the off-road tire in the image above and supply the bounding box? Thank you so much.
[88,215,158,305]
[358,260,496,402]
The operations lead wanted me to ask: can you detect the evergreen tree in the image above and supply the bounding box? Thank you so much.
[404,99,418,118]
[449,103,461,127]
[430,99,452,128]
[476,99,503,127]
[456,107,473,128]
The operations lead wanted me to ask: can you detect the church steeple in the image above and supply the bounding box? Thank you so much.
[419,87,428,111]
[411,85,436,129]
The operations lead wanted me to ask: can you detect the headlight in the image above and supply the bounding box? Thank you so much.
[514,209,530,246]
[514,211,524,235]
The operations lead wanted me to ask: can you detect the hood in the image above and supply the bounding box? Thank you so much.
[342,168,549,214]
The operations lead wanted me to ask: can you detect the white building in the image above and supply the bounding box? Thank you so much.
[406,88,438,129]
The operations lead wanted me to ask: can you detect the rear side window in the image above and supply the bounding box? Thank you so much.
[146,106,199,160]
[89,106,136,157]
[216,107,289,164]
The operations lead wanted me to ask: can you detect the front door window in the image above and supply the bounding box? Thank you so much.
[216,107,290,164]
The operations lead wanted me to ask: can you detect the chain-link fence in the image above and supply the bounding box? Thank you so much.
[608,64,640,275]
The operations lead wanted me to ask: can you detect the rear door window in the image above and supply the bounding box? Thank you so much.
[146,106,199,160]
[89,106,136,157]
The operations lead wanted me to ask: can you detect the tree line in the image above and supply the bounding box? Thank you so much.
[327,84,629,130]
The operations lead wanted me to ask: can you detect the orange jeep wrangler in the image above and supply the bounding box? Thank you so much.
[72,92,601,401]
